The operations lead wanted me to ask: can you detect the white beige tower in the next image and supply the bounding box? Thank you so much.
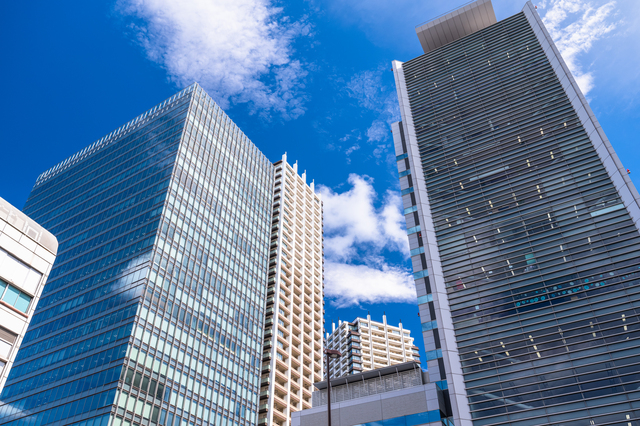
[259,154,324,426]
[326,315,420,378]
[0,197,57,393]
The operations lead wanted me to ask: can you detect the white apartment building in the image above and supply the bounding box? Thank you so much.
[326,315,420,378]
[259,154,324,426]
[0,196,57,392]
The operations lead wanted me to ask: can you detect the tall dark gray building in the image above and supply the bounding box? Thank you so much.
[393,1,640,425]
[0,84,274,426]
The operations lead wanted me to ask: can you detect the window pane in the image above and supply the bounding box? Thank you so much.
[133,372,142,388]
[2,286,20,306]
[141,375,150,392]
[0,280,6,297]
[14,293,31,313]
[0,340,10,359]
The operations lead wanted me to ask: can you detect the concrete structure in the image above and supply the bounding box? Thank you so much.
[415,0,496,54]
[0,197,57,393]
[292,362,447,426]
[0,84,272,426]
[326,315,420,378]
[259,154,324,426]
[392,1,640,425]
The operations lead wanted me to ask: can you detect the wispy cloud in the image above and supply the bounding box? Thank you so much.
[346,66,400,144]
[116,0,310,119]
[541,0,619,95]
[318,174,413,307]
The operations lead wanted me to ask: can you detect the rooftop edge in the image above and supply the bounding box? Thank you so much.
[0,197,58,255]
[415,0,497,54]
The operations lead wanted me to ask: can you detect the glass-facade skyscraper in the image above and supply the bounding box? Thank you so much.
[393,1,640,425]
[0,83,274,426]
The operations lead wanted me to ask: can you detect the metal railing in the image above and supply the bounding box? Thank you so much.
[312,369,423,406]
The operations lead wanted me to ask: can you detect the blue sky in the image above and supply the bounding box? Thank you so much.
[2,0,640,355]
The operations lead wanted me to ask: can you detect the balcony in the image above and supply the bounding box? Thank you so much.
[291,322,301,335]
[291,333,301,346]
[291,345,301,357]
[274,381,289,398]
[291,356,301,368]
[271,405,287,423]
[275,369,288,384]
[290,367,301,380]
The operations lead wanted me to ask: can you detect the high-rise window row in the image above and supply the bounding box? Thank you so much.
[392,1,640,425]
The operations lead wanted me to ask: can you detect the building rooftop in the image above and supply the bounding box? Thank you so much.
[314,361,423,390]
[415,0,497,54]
[0,197,57,255]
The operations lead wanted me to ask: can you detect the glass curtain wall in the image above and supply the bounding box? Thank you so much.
[0,84,273,426]
[124,85,273,426]
[0,87,193,426]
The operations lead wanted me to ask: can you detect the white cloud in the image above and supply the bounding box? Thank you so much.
[344,144,360,164]
[116,0,310,119]
[366,120,391,144]
[324,261,415,307]
[319,174,412,307]
[319,174,408,260]
[344,144,360,155]
[541,0,619,95]
[346,68,386,111]
[346,67,400,144]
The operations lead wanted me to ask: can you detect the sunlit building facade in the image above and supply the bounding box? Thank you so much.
[326,315,420,378]
[0,197,57,394]
[0,83,273,426]
[259,154,324,426]
[393,1,640,425]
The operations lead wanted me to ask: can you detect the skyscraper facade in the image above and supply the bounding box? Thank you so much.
[259,154,324,426]
[393,1,640,425]
[0,83,273,426]
[0,197,57,393]
[325,315,420,378]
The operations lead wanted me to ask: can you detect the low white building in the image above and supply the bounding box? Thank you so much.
[0,197,57,392]
[326,315,420,378]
